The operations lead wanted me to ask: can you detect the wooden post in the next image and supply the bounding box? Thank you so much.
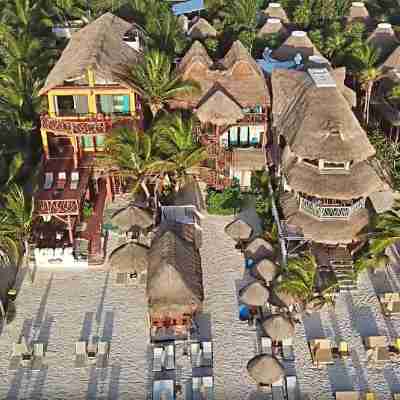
[129,90,136,116]
[41,129,49,160]
[48,93,56,117]
[105,176,113,202]
[70,136,78,168]
[67,215,74,244]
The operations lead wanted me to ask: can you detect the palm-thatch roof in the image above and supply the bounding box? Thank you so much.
[332,67,357,108]
[253,259,279,283]
[382,46,400,71]
[40,13,141,95]
[196,89,245,125]
[272,31,321,62]
[269,288,298,308]
[262,3,289,23]
[111,205,154,232]
[109,242,148,273]
[232,148,265,170]
[367,23,399,60]
[225,218,253,241]
[172,178,205,211]
[244,238,274,262]
[239,281,269,306]
[173,40,270,109]
[271,69,376,162]
[258,18,288,38]
[262,315,295,341]
[188,18,217,40]
[147,229,203,314]
[247,354,284,385]
[346,2,371,25]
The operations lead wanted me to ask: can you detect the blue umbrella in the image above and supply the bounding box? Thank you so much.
[239,304,251,321]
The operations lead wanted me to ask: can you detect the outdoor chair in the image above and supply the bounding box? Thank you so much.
[31,343,45,371]
[56,172,67,190]
[364,336,390,363]
[191,342,202,368]
[164,344,175,370]
[202,341,213,367]
[393,393,400,400]
[286,376,298,400]
[96,341,109,369]
[335,391,360,400]
[153,346,163,372]
[272,378,285,400]
[44,172,54,190]
[261,336,272,355]
[70,171,79,190]
[153,379,174,400]
[282,337,295,361]
[309,338,334,367]
[9,342,26,370]
[74,341,87,368]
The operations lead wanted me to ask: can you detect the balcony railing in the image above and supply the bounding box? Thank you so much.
[35,198,80,216]
[40,114,136,135]
[241,112,266,124]
[298,196,366,220]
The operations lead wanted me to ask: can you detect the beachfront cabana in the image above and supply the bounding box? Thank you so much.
[225,218,253,242]
[247,354,284,385]
[109,242,148,279]
[262,3,289,24]
[244,238,275,262]
[346,2,371,26]
[367,23,399,61]
[147,228,204,338]
[257,18,288,38]
[262,315,295,341]
[239,281,269,307]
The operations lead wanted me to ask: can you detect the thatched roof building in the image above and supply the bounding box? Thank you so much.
[253,258,279,283]
[367,23,399,61]
[244,238,275,262]
[111,205,154,232]
[188,18,217,40]
[247,354,284,385]
[262,315,295,341]
[346,2,371,25]
[257,18,288,38]
[172,40,270,112]
[109,242,148,273]
[239,281,269,306]
[382,46,400,71]
[262,3,289,23]
[225,218,253,241]
[272,31,321,62]
[40,13,141,95]
[147,229,204,316]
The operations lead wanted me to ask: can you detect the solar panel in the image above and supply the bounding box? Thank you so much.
[308,68,336,88]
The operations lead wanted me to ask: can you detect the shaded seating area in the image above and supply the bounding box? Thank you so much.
[9,337,46,371]
[152,343,175,372]
[192,376,213,400]
[74,339,110,368]
[378,292,400,316]
[309,338,334,367]
[190,341,213,368]
[363,336,390,363]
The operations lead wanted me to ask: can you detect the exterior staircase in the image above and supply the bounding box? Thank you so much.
[328,247,357,292]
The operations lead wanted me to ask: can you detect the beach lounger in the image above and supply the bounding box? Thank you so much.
[31,343,45,371]
[364,336,390,362]
[153,379,174,400]
[70,171,79,190]
[364,392,377,400]
[203,376,214,400]
[282,338,295,361]
[164,344,175,370]
[338,341,350,357]
[96,341,109,369]
[202,341,213,367]
[153,347,163,372]
[56,172,67,190]
[272,378,285,400]
[286,376,298,400]
[310,338,334,367]
[191,342,202,367]
[335,391,360,400]
[192,377,202,400]
[9,342,26,370]
[261,337,272,355]
[43,172,54,190]
[75,341,87,368]
[393,393,400,400]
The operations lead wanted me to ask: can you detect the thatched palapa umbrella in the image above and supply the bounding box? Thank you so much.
[253,259,279,283]
[346,2,371,25]
[258,18,288,38]
[262,3,289,23]
[109,242,148,273]
[244,238,274,262]
[262,315,295,341]
[225,219,253,242]
[247,354,284,385]
[111,206,153,232]
[269,288,298,309]
[239,281,269,307]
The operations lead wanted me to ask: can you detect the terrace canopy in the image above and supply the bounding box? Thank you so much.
[244,238,275,262]
[111,206,153,232]
[109,242,148,273]
[253,259,279,283]
[247,354,284,385]
[239,281,269,307]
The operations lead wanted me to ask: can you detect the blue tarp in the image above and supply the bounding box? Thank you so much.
[257,48,303,75]
[172,0,205,16]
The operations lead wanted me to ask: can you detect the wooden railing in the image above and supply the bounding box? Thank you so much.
[35,198,80,216]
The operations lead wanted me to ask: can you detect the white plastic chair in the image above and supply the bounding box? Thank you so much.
[202,341,213,367]
[286,376,298,400]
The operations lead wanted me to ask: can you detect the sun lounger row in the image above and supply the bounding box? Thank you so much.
[43,171,79,190]
[75,340,110,368]
[259,337,294,361]
[152,343,175,372]
[309,338,350,367]
[191,341,213,368]
[9,340,45,371]
[153,377,214,400]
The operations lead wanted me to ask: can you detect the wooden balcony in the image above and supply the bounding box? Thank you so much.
[40,114,137,136]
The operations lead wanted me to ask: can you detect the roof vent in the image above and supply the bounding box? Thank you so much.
[352,2,365,6]
[269,3,282,7]
[377,22,392,30]
[291,31,307,37]
[267,18,281,24]
[308,68,336,88]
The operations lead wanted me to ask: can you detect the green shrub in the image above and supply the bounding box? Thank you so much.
[82,201,94,219]
[206,185,242,215]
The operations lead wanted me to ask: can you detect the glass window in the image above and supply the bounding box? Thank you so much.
[81,136,94,149]
[228,126,239,146]
[240,126,249,145]
[323,161,347,169]
[96,135,105,149]
[97,95,130,114]
[56,95,88,116]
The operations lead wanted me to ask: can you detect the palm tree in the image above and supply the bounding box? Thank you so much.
[103,128,166,199]
[127,50,200,117]
[223,0,258,34]
[277,253,336,313]
[389,85,400,100]
[352,44,381,125]
[0,184,33,259]
[152,113,207,191]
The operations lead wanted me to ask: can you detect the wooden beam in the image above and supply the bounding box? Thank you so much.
[40,129,49,159]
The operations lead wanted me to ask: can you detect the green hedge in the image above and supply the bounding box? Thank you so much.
[206,186,242,215]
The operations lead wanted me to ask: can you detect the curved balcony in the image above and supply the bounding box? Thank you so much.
[298,196,366,220]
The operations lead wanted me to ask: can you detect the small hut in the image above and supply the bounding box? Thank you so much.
[272,31,321,62]
[244,238,274,262]
[247,354,284,385]
[225,218,253,242]
[262,3,289,24]
[188,18,217,40]
[346,2,371,25]
[367,23,399,60]
[147,228,203,338]
[262,315,295,341]
[253,259,279,283]
[111,205,153,233]
[257,18,288,38]
[239,281,269,307]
